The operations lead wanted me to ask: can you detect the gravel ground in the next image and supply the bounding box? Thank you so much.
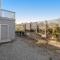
[0,36,60,60]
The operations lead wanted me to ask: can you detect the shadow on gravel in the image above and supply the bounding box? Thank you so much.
[0,39,15,45]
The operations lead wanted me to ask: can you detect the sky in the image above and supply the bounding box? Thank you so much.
[2,0,60,23]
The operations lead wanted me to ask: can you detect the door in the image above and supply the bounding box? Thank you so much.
[1,24,9,40]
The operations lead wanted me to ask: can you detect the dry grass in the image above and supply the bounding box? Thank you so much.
[35,39,60,54]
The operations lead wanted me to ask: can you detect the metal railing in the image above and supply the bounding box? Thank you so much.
[0,9,15,19]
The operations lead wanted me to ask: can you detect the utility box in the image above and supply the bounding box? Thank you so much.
[0,9,15,43]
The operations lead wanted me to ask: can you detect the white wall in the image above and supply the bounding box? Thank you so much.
[0,17,15,40]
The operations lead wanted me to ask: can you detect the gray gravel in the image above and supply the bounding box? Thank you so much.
[0,37,59,60]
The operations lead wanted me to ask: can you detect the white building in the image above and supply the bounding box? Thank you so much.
[0,9,15,43]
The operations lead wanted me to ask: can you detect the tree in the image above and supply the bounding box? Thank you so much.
[53,24,60,41]
[47,28,53,39]
[37,24,40,33]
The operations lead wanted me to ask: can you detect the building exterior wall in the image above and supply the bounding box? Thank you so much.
[30,22,37,31]
[25,23,31,31]
[0,17,15,42]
